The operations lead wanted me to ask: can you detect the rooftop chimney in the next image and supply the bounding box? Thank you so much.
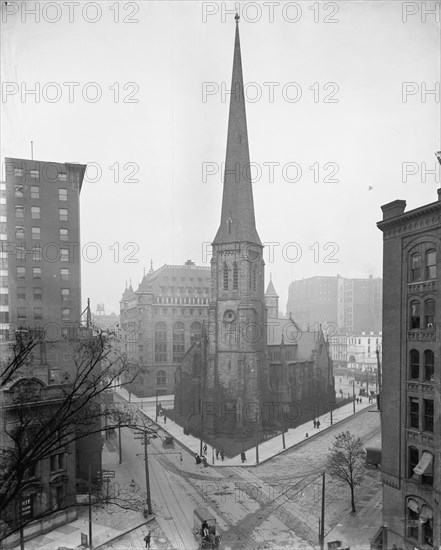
[381,200,406,220]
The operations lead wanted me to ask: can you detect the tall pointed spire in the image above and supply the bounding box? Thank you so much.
[213,15,261,246]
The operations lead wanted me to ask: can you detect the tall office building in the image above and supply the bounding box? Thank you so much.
[373,195,440,549]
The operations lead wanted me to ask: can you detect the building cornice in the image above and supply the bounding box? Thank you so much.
[377,201,441,236]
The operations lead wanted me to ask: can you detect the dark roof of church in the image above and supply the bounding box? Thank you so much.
[134,262,210,294]
[213,19,261,246]
[265,277,278,297]
[267,317,324,361]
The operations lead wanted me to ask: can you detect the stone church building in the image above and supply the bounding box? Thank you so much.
[174,17,335,454]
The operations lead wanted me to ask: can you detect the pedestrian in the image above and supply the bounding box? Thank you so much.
[221,450,225,461]
[316,420,321,429]
[360,397,363,403]
[203,443,207,455]
[313,419,317,429]
[164,414,167,425]
[215,449,219,459]
[202,456,208,468]
[241,451,246,463]
[195,453,200,465]
[144,531,151,549]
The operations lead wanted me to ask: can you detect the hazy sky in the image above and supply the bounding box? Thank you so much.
[1,1,440,314]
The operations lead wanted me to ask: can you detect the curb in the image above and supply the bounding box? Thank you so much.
[93,515,155,549]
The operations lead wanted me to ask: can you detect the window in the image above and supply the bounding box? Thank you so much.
[422,506,434,545]
[190,321,202,345]
[58,173,67,181]
[34,307,42,321]
[33,287,42,301]
[424,350,434,381]
[30,186,39,199]
[233,262,238,290]
[60,248,69,262]
[409,397,419,429]
[50,453,65,472]
[14,168,23,177]
[407,501,419,540]
[61,289,70,302]
[409,349,419,379]
[408,446,419,478]
[422,453,434,486]
[31,206,40,219]
[15,185,24,198]
[58,188,67,201]
[15,205,24,218]
[30,169,39,179]
[33,246,41,262]
[424,299,435,328]
[423,399,434,432]
[15,226,25,239]
[17,307,26,320]
[60,268,69,281]
[17,266,26,279]
[411,253,422,282]
[59,208,68,222]
[154,322,167,362]
[426,249,436,279]
[17,287,26,300]
[173,321,185,362]
[33,267,42,279]
[156,370,166,386]
[61,308,70,321]
[31,227,40,240]
[410,301,420,329]
[223,263,228,290]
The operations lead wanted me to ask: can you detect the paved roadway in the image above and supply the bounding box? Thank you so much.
[115,391,380,550]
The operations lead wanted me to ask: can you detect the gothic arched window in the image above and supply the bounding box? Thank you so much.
[190,321,202,345]
[233,262,239,290]
[223,263,229,290]
[409,349,419,380]
[424,349,434,381]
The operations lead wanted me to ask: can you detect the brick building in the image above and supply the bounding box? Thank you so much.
[119,261,210,397]
[373,195,440,549]
[0,158,102,543]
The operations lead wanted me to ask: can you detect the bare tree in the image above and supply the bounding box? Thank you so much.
[327,431,366,513]
[0,324,153,541]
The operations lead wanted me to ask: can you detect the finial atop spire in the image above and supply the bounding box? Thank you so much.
[235,12,240,23]
[149,259,154,273]
[144,267,146,277]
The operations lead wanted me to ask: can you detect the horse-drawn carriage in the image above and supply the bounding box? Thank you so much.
[193,507,221,549]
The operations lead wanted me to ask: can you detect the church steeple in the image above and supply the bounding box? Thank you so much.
[213,15,261,246]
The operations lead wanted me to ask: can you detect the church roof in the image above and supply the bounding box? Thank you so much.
[265,276,278,297]
[267,316,324,361]
[213,17,261,246]
[136,262,210,293]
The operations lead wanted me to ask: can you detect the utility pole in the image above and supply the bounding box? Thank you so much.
[118,423,122,464]
[281,410,286,450]
[255,412,259,464]
[320,471,325,550]
[143,430,152,515]
[352,380,355,414]
[88,464,93,548]
[18,497,24,550]
[155,391,159,423]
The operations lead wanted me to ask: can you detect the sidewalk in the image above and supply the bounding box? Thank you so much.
[325,484,383,550]
[9,444,154,550]
[116,387,375,466]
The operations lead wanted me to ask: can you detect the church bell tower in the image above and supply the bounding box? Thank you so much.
[204,15,269,447]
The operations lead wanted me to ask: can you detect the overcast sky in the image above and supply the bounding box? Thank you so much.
[1,0,440,314]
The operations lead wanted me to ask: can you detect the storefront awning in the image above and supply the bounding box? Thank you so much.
[407,498,419,512]
[420,505,433,521]
[413,451,433,475]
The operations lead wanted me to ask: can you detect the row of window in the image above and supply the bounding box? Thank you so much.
[13,167,68,180]
[156,297,208,305]
[410,249,436,282]
[409,349,435,381]
[12,267,71,281]
[222,263,258,291]
[159,286,210,295]
[16,288,70,301]
[409,299,435,329]
[14,245,71,262]
[17,307,71,321]
[24,452,66,480]
[153,308,205,316]
[154,321,202,362]
[15,185,68,200]
[409,397,434,432]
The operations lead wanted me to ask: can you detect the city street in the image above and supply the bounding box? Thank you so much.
[112,401,380,550]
